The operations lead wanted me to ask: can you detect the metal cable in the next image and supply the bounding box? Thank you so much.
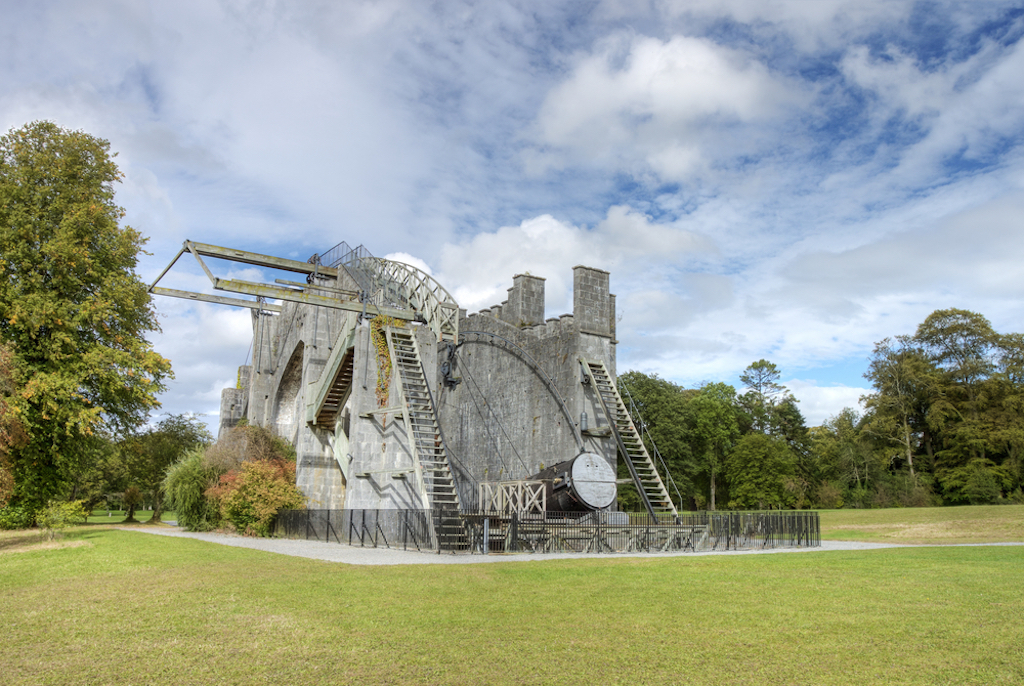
[457,351,532,477]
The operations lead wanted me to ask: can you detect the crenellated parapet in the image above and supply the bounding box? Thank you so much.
[470,265,614,342]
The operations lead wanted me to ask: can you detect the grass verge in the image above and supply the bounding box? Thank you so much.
[819,504,1024,544]
[1,527,1022,685]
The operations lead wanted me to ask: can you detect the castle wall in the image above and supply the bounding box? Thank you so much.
[236,276,364,509]
[435,266,617,508]
[342,321,435,510]
[219,264,619,513]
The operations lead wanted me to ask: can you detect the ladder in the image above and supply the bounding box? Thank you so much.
[386,327,464,550]
[581,359,678,518]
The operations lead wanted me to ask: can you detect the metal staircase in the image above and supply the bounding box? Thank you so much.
[581,359,678,518]
[305,320,358,427]
[386,327,464,550]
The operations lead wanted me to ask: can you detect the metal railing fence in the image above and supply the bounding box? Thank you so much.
[275,509,433,551]
[275,509,820,555]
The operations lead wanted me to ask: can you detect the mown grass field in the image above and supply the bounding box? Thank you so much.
[2,507,1023,686]
[85,509,177,524]
[820,504,1024,544]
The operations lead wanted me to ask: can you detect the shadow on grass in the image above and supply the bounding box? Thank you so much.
[0,532,40,552]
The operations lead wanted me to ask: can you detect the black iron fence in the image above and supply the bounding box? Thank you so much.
[275,509,820,555]
[275,509,434,551]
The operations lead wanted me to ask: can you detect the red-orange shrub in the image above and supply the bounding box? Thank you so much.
[207,458,303,536]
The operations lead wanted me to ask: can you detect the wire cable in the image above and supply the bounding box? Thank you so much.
[458,350,531,477]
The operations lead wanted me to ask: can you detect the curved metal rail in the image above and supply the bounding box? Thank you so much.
[457,330,585,452]
[346,256,460,343]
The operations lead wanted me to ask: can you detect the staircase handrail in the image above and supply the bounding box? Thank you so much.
[619,381,686,511]
[347,256,459,342]
[413,338,472,511]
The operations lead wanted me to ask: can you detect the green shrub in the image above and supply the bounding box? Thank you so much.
[964,466,1002,505]
[163,448,220,531]
[164,425,304,536]
[36,500,89,539]
[0,504,33,530]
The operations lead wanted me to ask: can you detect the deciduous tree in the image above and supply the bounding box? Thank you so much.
[617,371,696,508]
[725,433,798,510]
[0,342,27,506]
[0,121,171,509]
[687,382,740,510]
[861,336,938,479]
[122,413,213,523]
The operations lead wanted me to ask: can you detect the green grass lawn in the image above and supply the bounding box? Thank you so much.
[820,504,1024,544]
[86,509,176,524]
[2,524,1022,685]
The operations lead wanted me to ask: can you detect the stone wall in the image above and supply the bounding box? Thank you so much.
[219,263,618,512]
[573,265,612,337]
[435,266,617,508]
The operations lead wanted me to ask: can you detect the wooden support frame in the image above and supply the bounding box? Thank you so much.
[148,239,417,320]
[479,480,547,515]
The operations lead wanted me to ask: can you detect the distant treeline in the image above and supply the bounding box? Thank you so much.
[619,308,1024,510]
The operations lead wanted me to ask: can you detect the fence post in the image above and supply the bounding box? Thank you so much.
[514,511,521,552]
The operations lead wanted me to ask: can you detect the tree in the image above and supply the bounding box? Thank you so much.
[915,309,997,388]
[725,433,798,510]
[121,485,143,523]
[861,336,938,479]
[740,359,784,405]
[122,414,213,523]
[163,448,220,531]
[738,359,808,440]
[0,342,27,506]
[913,309,1003,500]
[0,121,171,509]
[687,382,740,510]
[739,360,784,433]
[618,371,697,509]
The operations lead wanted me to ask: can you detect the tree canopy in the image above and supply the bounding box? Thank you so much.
[0,342,26,506]
[618,308,1024,512]
[0,121,171,509]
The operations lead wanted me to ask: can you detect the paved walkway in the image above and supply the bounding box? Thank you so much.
[122,526,1022,566]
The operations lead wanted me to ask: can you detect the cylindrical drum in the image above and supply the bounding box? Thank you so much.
[529,452,617,512]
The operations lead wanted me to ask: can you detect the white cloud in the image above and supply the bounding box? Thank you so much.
[5,1,1024,436]
[785,380,867,426]
[534,33,805,181]
[436,205,710,313]
[383,252,434,276]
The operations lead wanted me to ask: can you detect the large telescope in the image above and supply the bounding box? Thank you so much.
[529,452,617,512]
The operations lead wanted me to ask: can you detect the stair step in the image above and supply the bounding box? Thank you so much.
[585,359,676,518]
[389,327,462,521]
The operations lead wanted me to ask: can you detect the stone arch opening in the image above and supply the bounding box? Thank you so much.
[273,342,305,444]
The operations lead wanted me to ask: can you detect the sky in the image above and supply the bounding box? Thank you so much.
[3,0,1024,430]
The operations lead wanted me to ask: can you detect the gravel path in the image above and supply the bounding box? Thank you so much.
[120,526,1021,566]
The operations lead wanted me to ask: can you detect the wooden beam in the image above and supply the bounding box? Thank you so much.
[150,287,283,312]
[187,241,340,277]
[214,278,415,319]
